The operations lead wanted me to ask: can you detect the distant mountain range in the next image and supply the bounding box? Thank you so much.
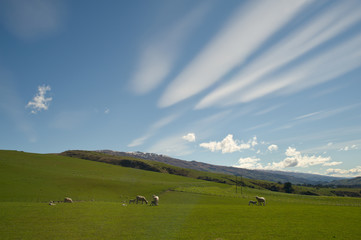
[97,150,343,185]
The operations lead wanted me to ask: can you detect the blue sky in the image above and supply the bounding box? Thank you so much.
[1,0,361,177]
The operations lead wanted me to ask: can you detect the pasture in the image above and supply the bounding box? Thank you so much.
[1,150,361,239]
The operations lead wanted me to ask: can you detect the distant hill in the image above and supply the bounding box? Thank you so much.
[96,150,342,185]
[328,177,361,187]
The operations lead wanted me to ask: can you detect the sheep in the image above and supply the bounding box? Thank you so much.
[248,200,257,206]
[256,196,266,206]
[150,195,159,206]
[64,197,73,203]
[136,195,148,204]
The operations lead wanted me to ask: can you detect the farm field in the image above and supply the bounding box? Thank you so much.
[1,150,361,240]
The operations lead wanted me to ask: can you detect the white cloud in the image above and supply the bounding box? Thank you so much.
[233,157,262,169]
[127,135,150,148]
[326,166,361,177]
[130,3,210,94]
[238,32,361,104]
[182,133,196,142]
[196,0,361,108]
[26,85,52,114]
[339,144,358,151]
[268,144,279,152]
[269,147,332,169]
[323,161,342,167]
[0,0,66,40]
[159,0,308,108]
[250,136,258,147]
[199,134,252,153]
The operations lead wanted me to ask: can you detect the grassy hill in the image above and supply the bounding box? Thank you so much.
[97,150,341,184]
[1,150,361,239]
[328,177,361,187]
[0,150,204,202]
[61,150,361,198]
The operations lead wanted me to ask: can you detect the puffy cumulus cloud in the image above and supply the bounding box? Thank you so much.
[284,147,332,168]
[269,147,333,169]
[26,85,52,114]
[268,144,278,152]
[233,157,262,169]
[182,133,196,142]
[199,134,252,153]
[326,166,361,177]
[250,136,258,147]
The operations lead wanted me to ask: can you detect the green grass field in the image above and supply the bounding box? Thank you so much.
[1,150,361,239]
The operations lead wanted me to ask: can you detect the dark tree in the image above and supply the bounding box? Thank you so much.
[283,182,294,193]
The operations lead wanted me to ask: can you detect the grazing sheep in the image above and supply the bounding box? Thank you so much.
[136,195,148,204]
[49,201,56,206]
[256,196,266,206]
[64,197,73,203]
[129,199,136,204]
[150,195,159,206]
[248,200,257,206]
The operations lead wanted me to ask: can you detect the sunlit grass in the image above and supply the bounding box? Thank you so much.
[1,150,361,239]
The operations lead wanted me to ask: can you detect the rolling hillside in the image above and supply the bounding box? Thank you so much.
[0,150,204,202]
[1,150,361,240]
[97,150,342,184]
[61,150,361,197]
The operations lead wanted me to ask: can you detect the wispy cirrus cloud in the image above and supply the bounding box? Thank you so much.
[50,110,89,130]
[159,0,309,108]
[0,76,37,142]
[147,134,194,157]
[128,114,180,147]
[130,3,210,95]
[293,104,361,122]
[196,0,361,108]
[26,85,52,114]
[0,0,66,40]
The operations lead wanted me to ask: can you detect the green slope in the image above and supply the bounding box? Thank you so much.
[1,150,361,240]
[0,150,209,202]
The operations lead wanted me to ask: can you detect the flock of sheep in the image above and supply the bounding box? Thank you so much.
[129,195,159,206]
[49,195,265,207]
[249,196,266,206]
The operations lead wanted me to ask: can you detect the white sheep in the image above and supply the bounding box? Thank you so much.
[136,195,148,204]
[256,196,266,206]
[150,195,159,206]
